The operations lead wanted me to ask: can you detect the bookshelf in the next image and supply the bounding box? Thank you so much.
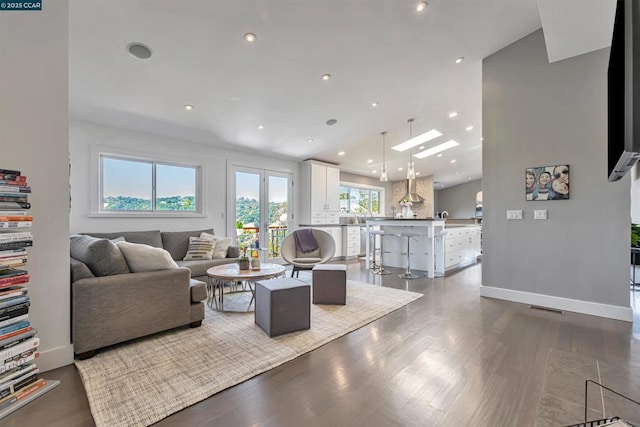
[0,168,60,419]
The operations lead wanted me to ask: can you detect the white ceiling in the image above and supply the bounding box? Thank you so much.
[69,0,615,188]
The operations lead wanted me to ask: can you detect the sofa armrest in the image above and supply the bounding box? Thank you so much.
[72,267,192,354]
[190,279,207,303]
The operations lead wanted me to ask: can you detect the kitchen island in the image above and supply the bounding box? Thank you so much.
[365,218,447,278]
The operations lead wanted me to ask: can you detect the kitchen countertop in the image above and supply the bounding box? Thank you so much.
[298,224,360,227]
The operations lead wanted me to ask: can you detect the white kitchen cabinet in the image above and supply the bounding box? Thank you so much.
[300,160,340,225]
[444,225,481,270]
[342,225,360,259]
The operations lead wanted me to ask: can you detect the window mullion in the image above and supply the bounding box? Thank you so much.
[152,161,157,212]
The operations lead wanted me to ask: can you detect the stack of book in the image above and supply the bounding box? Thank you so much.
[0,168,58,419]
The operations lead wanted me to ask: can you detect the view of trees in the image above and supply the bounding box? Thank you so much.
[102,195,287,219]
[339,186,380,214]
[103,195,195,211]
[235,196,288,226]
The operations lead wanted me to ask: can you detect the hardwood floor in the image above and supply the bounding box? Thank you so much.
[5,261,639,426]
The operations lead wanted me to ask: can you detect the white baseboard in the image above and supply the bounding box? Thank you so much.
[37,344,74,372]
[480,286,634,322]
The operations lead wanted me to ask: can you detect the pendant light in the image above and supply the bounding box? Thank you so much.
[380,131,388,182]
[407,118,416,179]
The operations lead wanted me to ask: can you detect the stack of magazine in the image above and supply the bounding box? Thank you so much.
[0,168,59,419]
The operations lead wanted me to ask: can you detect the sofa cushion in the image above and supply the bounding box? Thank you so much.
[183,237,215,260]
[200,232,233,259]
[116,241,179,273]
[84,230,163,248]
[161,229,214,261]
[70,235,131,277]
[177,258,236,278]
[70,256,96,283]
[226,245,240,258]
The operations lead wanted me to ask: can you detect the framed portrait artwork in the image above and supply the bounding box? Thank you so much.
[525,165,569,201]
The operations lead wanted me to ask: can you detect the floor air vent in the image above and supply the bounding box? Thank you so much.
[528,305,564,315]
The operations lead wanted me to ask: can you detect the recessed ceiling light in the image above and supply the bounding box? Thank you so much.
[437,153,443,158]
[468,177,472,180]
[338,151,345,156]
[455,57,464,64]
[416,1,428,12]
[371,101,379,107]
[367,159,373,163]
[466,126,474,131]
[398,167,403,171]
[127,42,153,60]
[416,172,421,175]
[450,159,457,164]
[321,73,332,81]
[413,140,460,159]
[448,112,458,118]
[307,139,314,143]
[257,124,264,130]
[184,104,194,111]
[419,146,425,150]
[480,137,484,141]
[392,129,442,152]
[244,33,257,42]
[372,170,377,174]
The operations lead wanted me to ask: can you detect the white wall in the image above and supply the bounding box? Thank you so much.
[631,165,640,223]
[435,179,482,218]
[482,30,632,321]
[70,120,300,235]
[0,2,73,370]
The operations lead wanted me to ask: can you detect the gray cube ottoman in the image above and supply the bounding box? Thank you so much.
[255,277,310,337]
[312,264,347,305]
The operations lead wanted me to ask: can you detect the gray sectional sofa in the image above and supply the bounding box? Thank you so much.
[70,228,239,359]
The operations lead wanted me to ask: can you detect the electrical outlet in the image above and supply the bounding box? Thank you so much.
[507,210,523,220]
[534,210,547,220]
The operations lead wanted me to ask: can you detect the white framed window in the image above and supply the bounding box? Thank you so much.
[95,151,203,216]
[339,182,384,215]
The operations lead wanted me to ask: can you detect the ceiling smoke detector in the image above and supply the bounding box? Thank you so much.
[127,43,153,60]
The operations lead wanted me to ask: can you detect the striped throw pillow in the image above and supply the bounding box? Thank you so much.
[183,236,215,260]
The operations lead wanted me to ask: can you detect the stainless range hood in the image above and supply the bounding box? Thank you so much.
[399,178,425,203]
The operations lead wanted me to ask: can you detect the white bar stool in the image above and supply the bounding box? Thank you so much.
[369,230,391,275]
[397,232,422,279]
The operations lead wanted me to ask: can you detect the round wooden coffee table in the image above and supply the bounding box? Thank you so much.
[206,263,286,312]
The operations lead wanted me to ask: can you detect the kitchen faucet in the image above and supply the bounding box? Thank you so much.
[441,211,449,219]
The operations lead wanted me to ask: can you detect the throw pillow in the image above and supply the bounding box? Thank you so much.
[116,241,179,273]
[183,236,215,260]
[200,232,233,259]
[70,234,130,277]
[160,229,214,261]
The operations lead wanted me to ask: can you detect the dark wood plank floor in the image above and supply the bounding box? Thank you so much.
[4,261,639,426]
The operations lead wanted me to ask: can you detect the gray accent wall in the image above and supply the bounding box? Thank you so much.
[435,179,482,219]
[482,30,630,309]
[1,1,72,369]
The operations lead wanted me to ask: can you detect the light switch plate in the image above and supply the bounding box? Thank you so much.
[534,209,547,220]
[507,210,523,220]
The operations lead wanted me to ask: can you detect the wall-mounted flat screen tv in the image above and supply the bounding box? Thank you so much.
[608,0,640,182]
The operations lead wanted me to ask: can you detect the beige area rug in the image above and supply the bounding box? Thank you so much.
[75,280,422,427]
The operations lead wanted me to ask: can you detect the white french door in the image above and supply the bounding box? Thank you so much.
[228,165,292,263]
